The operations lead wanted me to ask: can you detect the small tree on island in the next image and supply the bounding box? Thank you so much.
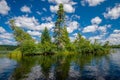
[40,27,53,53]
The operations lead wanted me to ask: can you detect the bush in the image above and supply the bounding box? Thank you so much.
[20,40,36,55]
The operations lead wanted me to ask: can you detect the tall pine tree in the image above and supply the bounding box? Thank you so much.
[54,4,65,50]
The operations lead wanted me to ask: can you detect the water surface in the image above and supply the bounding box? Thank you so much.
[0,49,120,80]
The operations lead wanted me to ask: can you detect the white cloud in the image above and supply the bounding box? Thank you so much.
[14,16,39,30]
[98,26,106,33]
[49,0,72,4]
[71,15,80,20]
[43,8,47,11]
[50,5,59,13]
[83,16,110,33]
[64,4,75,13]
[106,30,120,44]
[41,16,52,22]
[27,30,41,36]
[67,21,79,33]
[113,29,120,33]
[36,22,54,31]
[21,5,31,13]
[0,33,13,40]
[98,24,111,33]
[81,0,105,6]
[49,0,76,13]
[0,39,17,45]
[91,16,102,25]
[70,36,76,42]
[13,16,54,31]
[0,26,16,45]
[0,0,10,15]
[103,4,120,19]
[89,35,102,43]
[0,27,6,33]
[82,25,98,33]
[36,11,42,15]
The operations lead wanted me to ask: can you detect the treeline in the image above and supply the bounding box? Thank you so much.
[111,45,120,48]
[0,45,17,51]
[9,4,110,56]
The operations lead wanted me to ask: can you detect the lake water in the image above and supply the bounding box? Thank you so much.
[0,49,120,80]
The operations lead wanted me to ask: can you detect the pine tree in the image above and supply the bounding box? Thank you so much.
[61,26,70,49]
[54,4,65,50]
[40,27,52,53]
[41,27,51,44]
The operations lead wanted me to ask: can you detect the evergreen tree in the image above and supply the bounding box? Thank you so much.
[40,27,53,53]
[41,27,51,44]
[54,4,65,50]
[74,33,92,53]
[61,26,71,50]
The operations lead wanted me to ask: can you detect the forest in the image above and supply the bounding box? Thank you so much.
[9,4,110,56]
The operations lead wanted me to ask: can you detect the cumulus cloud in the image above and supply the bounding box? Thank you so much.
[0,27,16,45]
[89,35,102,43]
[49,0,76,13]
[81,0,105,6]
[106,29,120,44]
[41,16,52,22]
[0,39,17,45]
[71,15,80,20]
[67,21,79,33]
[91,16,102,25]
[113,29,120,33]
[13,16,54,31]
[0,27,6,33]
[0,33,13,40]
[82,25,98,33]
[98,26,107,33]
[103,4,120,19]
[13,16,39,30]
[36,22,54,31]
[83,16,110,33]
[21,5,31,13]
[0,0,10,15]
[27,30,41,36]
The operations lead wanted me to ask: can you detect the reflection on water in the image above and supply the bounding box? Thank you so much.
[0,58,17,80]
[0,49,120,80]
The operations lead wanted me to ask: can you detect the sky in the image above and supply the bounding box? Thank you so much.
[0,0,120,45]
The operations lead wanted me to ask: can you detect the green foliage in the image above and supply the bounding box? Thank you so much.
[0,45,17,51]
[111,44,120,48]
[54,4,65,50]
[20,40,36,55]
[10,20,36,55]
[38,27,55,53]
[41,27,51,44]
[8,4,110,56]
[74,33,91,53]
[61,27,70,49]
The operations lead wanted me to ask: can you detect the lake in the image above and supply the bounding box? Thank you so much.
[0,49,120,80]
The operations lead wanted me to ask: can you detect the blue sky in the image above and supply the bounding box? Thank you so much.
[0,0,120,45]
